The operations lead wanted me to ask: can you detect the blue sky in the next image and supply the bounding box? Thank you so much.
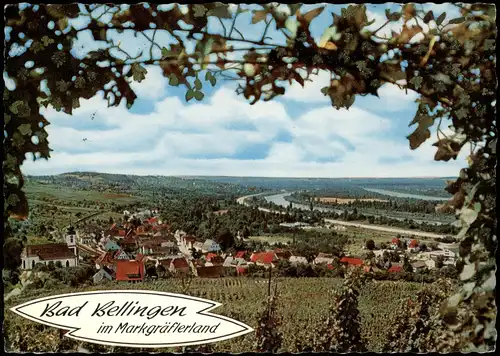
[13,3,468,177]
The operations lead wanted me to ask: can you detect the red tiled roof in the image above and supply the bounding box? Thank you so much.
[96,252,115,265]
[388,265,403,273]
[409,239,419,248]
[251,252,277,264]
[391,238,400,244]
[183,235,196,243]
[327,264,334,270]
[146,217,158,224]
[160,258,173,268]
[340,257,363,266]
[236,266,248,274]
[172,258,189,269]
[118,230,126,237]
[206,253,217,261]
[115,260,144,281]
[235,251,246,259]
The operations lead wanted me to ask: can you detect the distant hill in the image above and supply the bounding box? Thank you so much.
[25,172,455,199]
[25,172,263,198]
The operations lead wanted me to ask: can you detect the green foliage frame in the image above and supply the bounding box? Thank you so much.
[3,3,497,351]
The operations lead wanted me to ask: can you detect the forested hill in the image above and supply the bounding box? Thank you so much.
[25,172,262,198]
[184,176,455,198]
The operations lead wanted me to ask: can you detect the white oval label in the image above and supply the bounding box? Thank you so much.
[10,290,253,348]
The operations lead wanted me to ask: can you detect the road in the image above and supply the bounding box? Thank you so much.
[236,194,447,239]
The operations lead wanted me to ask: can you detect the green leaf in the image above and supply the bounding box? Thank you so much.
[169,74,179,86]
[7,194,20,207]
[131,63,147,82]
[207,3,232,19]
[461,208,478,226]
[18,124,32,136]
[320,87,329,95]
[193,4,207,17]
[9,100,31,117]
[205,72,216,86]
[448,17,466,24]
[161,47,174,58]
[409,76,423,90]
[484,39,495,51]
[436,12,446,26]
[194,91,205,101]
[288,4,301,15]
[194,79,203,90]
[185,89,195,102]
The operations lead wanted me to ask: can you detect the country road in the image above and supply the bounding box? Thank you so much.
[236,194,446,239]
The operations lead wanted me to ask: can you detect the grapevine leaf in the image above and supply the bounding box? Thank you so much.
[131,63,147,82]
[448,17,466,24]
[302,6,324,23]
[423,11,434,24]
[194,91,205,101]
[194,78,203,90]
[169,74,179,86]
[185,89,195,102]
[436,12,446,25]
[252,10,268,24]
[18,124,32,136]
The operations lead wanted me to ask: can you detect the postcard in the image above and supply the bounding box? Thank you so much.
[3,2,496,353]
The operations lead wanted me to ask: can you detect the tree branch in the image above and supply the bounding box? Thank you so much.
[228,4,240,38]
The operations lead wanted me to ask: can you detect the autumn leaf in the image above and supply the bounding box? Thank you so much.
[302,6,324,23]
[423,11,434,24]
[252,10,267,24]
[433,138,462,161]
[407,115,434,149]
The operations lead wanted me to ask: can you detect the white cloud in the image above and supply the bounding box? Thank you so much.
[283,70,331,104]
[129,65,168,100]
[23,82,467,178]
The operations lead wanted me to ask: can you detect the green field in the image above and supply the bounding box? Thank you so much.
[5,277,426,352]
[248,235,293,244]
[25,182,143,205]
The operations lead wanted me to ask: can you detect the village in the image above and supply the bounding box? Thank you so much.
[20,207,458,284]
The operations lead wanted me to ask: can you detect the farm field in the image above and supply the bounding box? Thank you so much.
[319,226,436,255]
[248,235,293,245]
[5,277,428,353]
[318,197,389,204]
[25,182,143,205]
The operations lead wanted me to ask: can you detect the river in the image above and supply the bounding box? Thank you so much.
[263,190,451,226]
[362,188,450,201]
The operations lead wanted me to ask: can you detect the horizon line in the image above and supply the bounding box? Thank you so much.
[24,171,457,180]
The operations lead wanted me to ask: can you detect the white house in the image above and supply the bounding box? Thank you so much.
[289,255,308,265]
[314,253,334,265]
[202,239,221,253]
